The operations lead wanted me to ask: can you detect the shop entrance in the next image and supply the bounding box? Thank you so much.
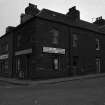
[16,54,30,79]
[0,60,8,76]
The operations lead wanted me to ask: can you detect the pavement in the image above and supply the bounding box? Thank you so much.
[0,73,105,86]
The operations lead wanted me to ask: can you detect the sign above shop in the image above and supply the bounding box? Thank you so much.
[43,47,65,54]
[0,54,8,60]
[15,48,32,56]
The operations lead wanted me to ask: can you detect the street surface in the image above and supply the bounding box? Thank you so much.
[0,77,105,105]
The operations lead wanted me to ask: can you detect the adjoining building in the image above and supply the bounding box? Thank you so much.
[0,3,105,79]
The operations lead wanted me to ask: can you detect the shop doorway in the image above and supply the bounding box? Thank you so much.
[16,55,30,79]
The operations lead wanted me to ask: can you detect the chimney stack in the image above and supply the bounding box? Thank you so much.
[25,3,40,16]
[66,6,80,21]
[6,26,15,33]
[20,3,40,24]
[93,16,105,26]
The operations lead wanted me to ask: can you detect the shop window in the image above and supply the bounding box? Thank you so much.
[73,56,78,66]
[16,58,21,73]
[4,60,8,73]
[17,58,20,71]
[5,60,8,69]
[52,56,59,70]
[73,34,78,47]
[96,58,101,73]
[96,38,100,50]
[72,56,79,75]
[0,62,2,73]
[54,58,58,70]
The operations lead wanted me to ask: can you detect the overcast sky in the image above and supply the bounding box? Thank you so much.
[0,0,105,36]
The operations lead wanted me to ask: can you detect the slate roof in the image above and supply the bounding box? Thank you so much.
[97,25,105,33]
[2,8,105,37]
[75,20,99,32]
[36,8,73,25]
[37,9,102,33]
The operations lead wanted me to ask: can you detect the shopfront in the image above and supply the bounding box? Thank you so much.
[43,46,65,68]
[15,49,32,79]
[0,54,9,76]
[34,46,69,78]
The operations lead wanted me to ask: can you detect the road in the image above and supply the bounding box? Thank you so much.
[0,77,105,105]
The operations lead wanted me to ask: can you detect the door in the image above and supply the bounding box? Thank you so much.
[16,55,30,79]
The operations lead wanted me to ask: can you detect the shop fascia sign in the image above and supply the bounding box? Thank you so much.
[0,54,8,59]
[43,47,65,54]
[15,48,32,56]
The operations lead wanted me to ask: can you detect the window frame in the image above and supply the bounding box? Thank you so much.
[96,38,100,51]
[72,34,78,47]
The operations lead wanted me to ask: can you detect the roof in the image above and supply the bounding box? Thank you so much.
[97,25,105,33]
[75,20,99,32]
[37,9,102,33]
[37,8,73,25]
[2,8,105,37]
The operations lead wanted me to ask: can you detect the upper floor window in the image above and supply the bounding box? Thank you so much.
[4,60,8,70]
[5,44,8,51]
[96,38,100,50]
[17,35,21,48]
[73,34,78,47]
[2,43,8,52]
[50,28,59,44]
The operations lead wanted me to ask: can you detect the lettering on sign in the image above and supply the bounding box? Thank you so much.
[0,54,8,59]
[43,47,65,54]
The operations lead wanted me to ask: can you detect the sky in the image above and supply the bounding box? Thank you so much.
[0,0,105,36]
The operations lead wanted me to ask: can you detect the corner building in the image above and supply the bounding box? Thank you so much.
[0,4,105,79]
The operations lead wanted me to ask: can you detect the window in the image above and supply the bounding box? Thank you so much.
[73,34,78,47]
[96,38,100,50]
[4,60,8,73]
[73,56,79,66]
[5,44,8,51]
[53,56,59,70]
[17,58,20,71]
[72,56,79,75]
[17,35,21,48]
[54,58,58,70]
[96,58,101,73]
[16,57,21,73]
[1,43,8,52]
[50,28,59,44]
[4,60,8,69]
